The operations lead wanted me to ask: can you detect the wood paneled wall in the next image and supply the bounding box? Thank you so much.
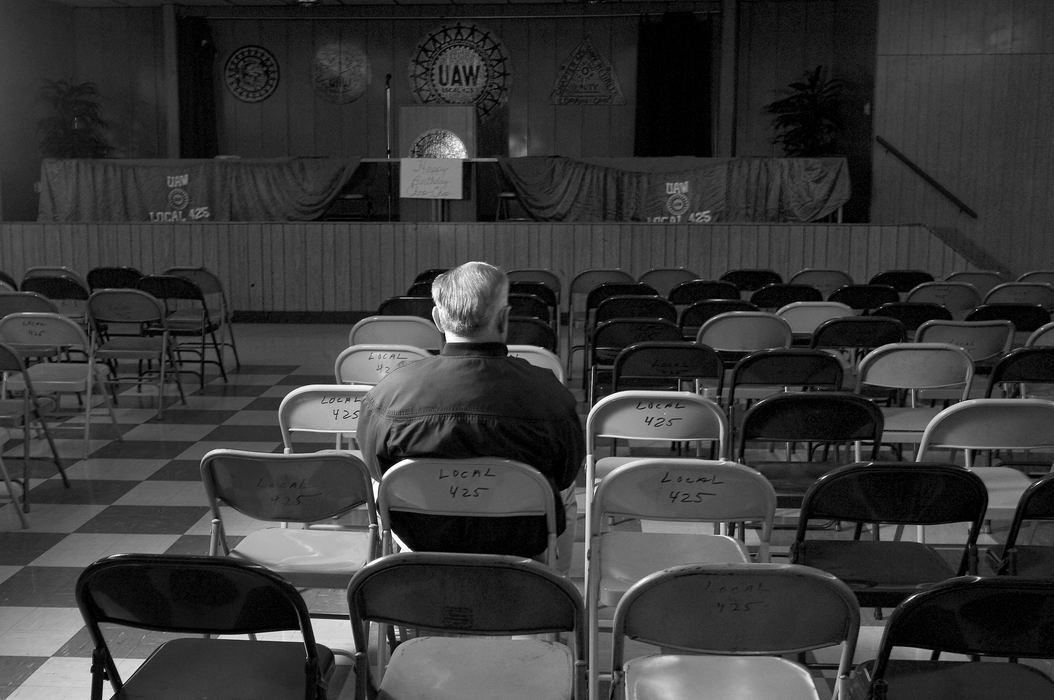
[0,221,970,315]
[872,0,1054,277]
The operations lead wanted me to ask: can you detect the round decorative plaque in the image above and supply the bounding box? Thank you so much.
[409,129,468,158]
[224,45,280,103]
[313,41,370,104]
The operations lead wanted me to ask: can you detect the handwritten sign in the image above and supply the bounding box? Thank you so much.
[400,158,464,200]
[660,470,724,504]
[438,465,496,498]
[316,393,362,424]
[635,399,687,429]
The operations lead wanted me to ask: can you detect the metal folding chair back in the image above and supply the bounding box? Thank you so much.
[333,343,430,384]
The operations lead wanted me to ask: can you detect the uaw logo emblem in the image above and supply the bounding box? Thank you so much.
[409,23,509,121]
[648,180,712,223]
[665,181,691,217]
[149,173,211,223]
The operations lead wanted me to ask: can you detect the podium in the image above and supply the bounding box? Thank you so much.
[398,105,479,221]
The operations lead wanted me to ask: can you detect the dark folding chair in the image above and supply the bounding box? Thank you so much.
[667,279,741,306]
[726,348,845,425]
[377,295,434,319]
[748,283,823,310]
[985,346,1054,398]
[404,281,432,297]
[413,268,449,284]
[870,301,953,335]
[966,303,1052,344]
[809,315,907,373]
[610,340,724,398]
[868,269,935,295]
[507,316,558,352]
[720,268,783,293]
[87,266,144,291]
[986,471,1054,576]
[587,318,682,404]
[678,299,758,340]
[509,292,554,327]
[828,283,901,311]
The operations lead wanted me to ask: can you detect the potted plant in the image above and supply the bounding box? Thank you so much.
[37,79,111,158]
[765,65,845,157]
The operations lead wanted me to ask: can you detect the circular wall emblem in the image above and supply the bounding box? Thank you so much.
[167,188,189,211]
[313,42,370,104]
[224,45,280,103]
[409,129,467,158]
[666,192,690,217]
[409,23,509,121]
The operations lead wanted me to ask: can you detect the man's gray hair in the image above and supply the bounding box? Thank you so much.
[432,261,509,335]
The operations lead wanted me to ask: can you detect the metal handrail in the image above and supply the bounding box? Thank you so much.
[876,135,978,219]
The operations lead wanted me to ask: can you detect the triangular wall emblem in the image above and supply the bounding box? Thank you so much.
[551,37,625,105]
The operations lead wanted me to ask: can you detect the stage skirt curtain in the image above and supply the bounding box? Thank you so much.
[497,156,851,223]
[37,157,361,222]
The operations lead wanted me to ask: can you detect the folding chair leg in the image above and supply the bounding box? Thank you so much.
[0,455,28,528]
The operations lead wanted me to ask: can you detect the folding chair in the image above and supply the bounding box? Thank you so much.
[137,274,228,388]
[749,283,823,311]
[868,269,934,296]
[76,553,334,700]
[348,315,443,352]
[610,562,859,700]
[507,267,563,317]
[678,299,758,340]
[0,312,120,457]
[986,471,1054,576]
[667,279,741,307]
[828,284,900,312]
[726,347,845,425]
[965,303,1051,346]
[1025,320,1054,347]
[565,269,635,377]
[333,343,429,384]
[87,265,144,291]
[574,283,660,382]
[984,346,1054,398]
[984,281,1054,310]
[277,383,371,463]
[587,458,776,700]
[791,461,987,609]
[720,268,783,294]
[508,344,564,382]
[163,266,241,370]
[870,302,953,337]
[915,318,1013,377]
[852,576,1054,699]
[20,273,90,326]
[611,341,724,398]
[637,267,698,297]
[412,267,448,284]
[347,551,585,700]
[509,291,555,327]
[376,295,434,319]
[944,269,1006,298]
[696,311,792,368]
[905,281,982,319]
[788,268,854,299]
[200,448,379,617]
[809,315,906,375]
[776,301,853,344]
[0,428,28,528]
[586,318,682,404]
[88,288,187,420]
[508,316,559,352]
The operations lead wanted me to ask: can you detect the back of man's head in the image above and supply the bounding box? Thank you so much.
[432,261,509,337]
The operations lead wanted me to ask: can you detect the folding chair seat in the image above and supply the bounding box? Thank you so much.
[678,298,758,339]
[278,384,371,464]
[0,428,28,528]
[0,312,120,457]
[748,282,822,310]
[637,267,698,297]
[586,458,775,699]
[611,340,724,398]
[915,398,1054,522]
[986,471,1054,576]
[915,318,1014,377]
[609,562,859,700]
[719,268,783,294]
[852,576,1054,700]
[508,344,564,382]
[776,300,853,344]
[726,347,845,425]
[855,342,974,456]
[137,274,228,387]
[76,553,334,700]
[788,267,854,299]
[587,318,682,404]
[88,288,187,419]
[944,269,1006,298]
[86,265,144,291]
[347,551,585,700]
[984,346,1054,398]
[695,311,792,368]
[667,279,741,307]
[791,461,987,609]
[508,316,559,352]
[828,283,900,312]
[904,281,982,319]
[984,281,1054,310]
[870,301,952,337]
[348,315,443,352]
[201,448,379,617]
[736,391,883,510]
[163,266,241,371]
[377,457,561,567]
[376,295,433,319]
[868,269,934,296]
[333,343,429,384]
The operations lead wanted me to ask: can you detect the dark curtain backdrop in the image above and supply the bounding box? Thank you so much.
[634,12,714,157]
[177,17,218,158]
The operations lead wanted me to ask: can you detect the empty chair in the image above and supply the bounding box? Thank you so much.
[726,348,845,422]
[986,471,1054,576]
[507,268,563,322]
[348,315,443,352]
[609,562,859,700]
[587,458,775,699]
[404,280,432,297]
[984,281,1054,310]
[593,295,676,327]
[277,383,371,461]
[965,303,1051,345]
[792,461,987,609]
[507,344,564,382]
[667,279,741,306]
[20,273,90,324]
[22,265,88,289]
[376,295,434,319]
[788,268,854,299]
[76,553,334,700]
[828,283,900,312]
[776,300,853,343]
[566,268,635,371]
[508,316,559,352]
[347,551,585,700]
[915,398,1054,522]
[719,268,783,293]
[587,318,682,404]
[905,281,982,319]
[870,302,953,336]
[510,281,558,326]
[0,270,17,291]
[1026,320,1054,347]
[852,576,1054,699]
[0,290,59,318]
[945,269,1006,297]
[1018,269,1054,285]
[637,267,698,297]
[869,269,935,295]
[809,315,907,373]
[696,311,792,367]
[86,265,143,290]
[611,341,724,397]
[163,266,241,371]
[412,267,448,284]
[915,318,1014,374]
[737,392,883,509]
[678,298,758,339]
[334,343,430,385]
[985,346,1054,398]
[200,448,379,617]
[748,283,822,310]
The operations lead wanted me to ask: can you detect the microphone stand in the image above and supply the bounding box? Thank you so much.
[385,73,393,221]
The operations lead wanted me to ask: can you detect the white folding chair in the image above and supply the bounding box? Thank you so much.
[333,343,430,384]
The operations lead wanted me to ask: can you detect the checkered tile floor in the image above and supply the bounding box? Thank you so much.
[1,323,1050,699]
